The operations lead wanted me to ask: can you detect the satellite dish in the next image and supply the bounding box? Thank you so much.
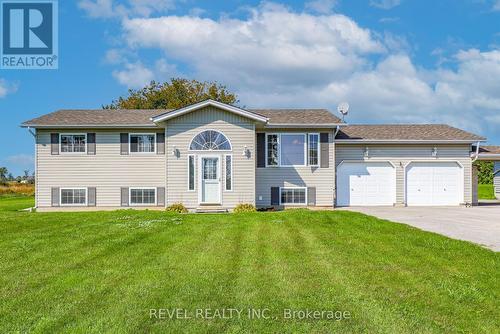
[337,102,349,121]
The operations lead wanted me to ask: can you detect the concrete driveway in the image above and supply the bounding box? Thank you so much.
[340,205,500,251]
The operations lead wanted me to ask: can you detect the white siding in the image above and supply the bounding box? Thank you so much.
[165,106,255,209]
[335,144,473,205]
[36,129,166,208]
[255,129,335,207]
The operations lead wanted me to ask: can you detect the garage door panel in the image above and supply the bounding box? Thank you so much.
[406,162,463,206]
[338,162,396,206]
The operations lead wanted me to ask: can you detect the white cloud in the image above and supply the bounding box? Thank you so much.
[0,79,18,98]
[122,3,384,90]
[112,62,154,88]
[493,0,500,11]
[6,154,34,168]
[78,0,175,18]
[370,0,401,10]
[305,0,338,14]
[99,2,500,138]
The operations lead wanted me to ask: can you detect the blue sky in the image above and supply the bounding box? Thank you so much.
[1,0,500,175]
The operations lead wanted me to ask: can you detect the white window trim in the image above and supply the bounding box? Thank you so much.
[188,129,233,152]
[60,187,88,206]
[129,187,157,206]
[224,154,233,192]
[59,133,87,154]
[308,133,320,167]
[266,133,308,167]
[187,154,196,192]
[279,187,307,206]
[129,133,157,154]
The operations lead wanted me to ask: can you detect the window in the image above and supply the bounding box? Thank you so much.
[225,155,232,191]
[60,134,86,153]
[190,130,231,150]
[280,134,306,166]
[266,134,279,166]
[130,134,155,153]
[308,133,319,166]
[130,188,156,205]
[60,188,87,206]
[188,155,195,191]
[280,188,306,205]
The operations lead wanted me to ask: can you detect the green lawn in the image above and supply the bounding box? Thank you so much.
[478,184,496,200]
[0,196,498,333]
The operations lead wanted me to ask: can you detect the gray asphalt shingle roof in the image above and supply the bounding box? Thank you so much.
[337,124,485,141]
[21,108,342,127]
[21,109,485,142]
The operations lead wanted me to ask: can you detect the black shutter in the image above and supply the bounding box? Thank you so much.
[271,187,280,205]
[121,187,129,206]
[257,133,265,168]
[88,187,96,206]
[157,133,165,155]
[51,133,59,155]
[87,133,96,155]
[320,133,329,168]
[120,133,129,155]
[51,187,60,206]
[307,187,316,206]
[157,187,165,206]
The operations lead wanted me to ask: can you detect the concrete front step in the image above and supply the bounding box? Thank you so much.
[195,207,228,213]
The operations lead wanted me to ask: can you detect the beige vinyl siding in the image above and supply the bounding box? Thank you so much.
[495,162,500,198]
[165,106,255,209]
[255,129,335,207]
[335,144,473,205]
[36,129,166,208]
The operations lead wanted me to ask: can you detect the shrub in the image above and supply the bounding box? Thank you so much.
[233,203,256,213]
[166,203,188,214]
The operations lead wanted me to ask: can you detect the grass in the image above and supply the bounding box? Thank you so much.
[478,184,496,200]
[0,196,498,333]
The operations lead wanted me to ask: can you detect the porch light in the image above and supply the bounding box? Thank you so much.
[243,145,250,157]
[432,147,438,157]
[172,146,179,157]
[364,147,369,158]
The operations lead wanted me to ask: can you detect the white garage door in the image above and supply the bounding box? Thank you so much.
[406,162,463,206]
[337,162,396,206]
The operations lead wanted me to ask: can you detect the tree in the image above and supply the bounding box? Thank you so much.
[474,161,493,184]
[104,78,238,110]
[0,167,7,186]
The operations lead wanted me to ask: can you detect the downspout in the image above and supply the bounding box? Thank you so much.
[472,141,480,163]
[27,127,37,210]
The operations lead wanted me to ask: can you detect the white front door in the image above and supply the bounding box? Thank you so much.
[337,162,396,206]
[406,162,463,206]
[200,156,221,204]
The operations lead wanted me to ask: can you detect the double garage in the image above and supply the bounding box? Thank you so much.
[337,161,464,206]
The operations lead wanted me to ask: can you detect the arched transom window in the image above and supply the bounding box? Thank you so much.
[189,130,232,150]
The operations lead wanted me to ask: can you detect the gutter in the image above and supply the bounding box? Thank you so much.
[335,139,485,144]
[21,124,159,129]
[264,123,346,129]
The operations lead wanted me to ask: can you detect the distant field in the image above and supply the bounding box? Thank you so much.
[0,182,35,196]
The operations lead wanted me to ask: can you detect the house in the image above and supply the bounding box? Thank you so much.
[21,99,488,211]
